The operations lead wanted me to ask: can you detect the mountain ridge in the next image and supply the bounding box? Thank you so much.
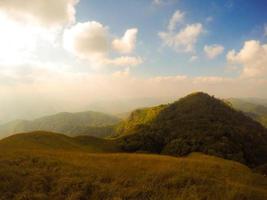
[0,111,120,139]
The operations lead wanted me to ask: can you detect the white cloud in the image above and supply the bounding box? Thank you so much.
[190,56,198,62]
[206,16,213,23]
[227,40,267,78]
[0,0,79,27]
[104,56,143,67]
[159,10,204,53]
[150,75,188,82]
[159,23,203,52]
[193,76,226,83]
[112,68,130,78]
[153,0,162,5]
[264,24,267,37]
[168,10,185,31]
[112,28,138,54]
[152,0,177,6]
[63,21,142,67]
[204,44,224,59]
[63,21,109,59]
[0,0,78,65]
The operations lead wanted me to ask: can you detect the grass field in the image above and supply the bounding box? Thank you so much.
[0,149,266,200]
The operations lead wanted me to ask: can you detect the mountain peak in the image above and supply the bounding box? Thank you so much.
[118,92,267,166]
[184,91,211,98]
[176,91,218,105]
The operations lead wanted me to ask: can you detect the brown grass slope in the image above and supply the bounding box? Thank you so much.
[0,149,267,200]
[0,131,266,199]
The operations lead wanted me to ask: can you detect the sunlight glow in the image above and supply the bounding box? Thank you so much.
[0,14,59,65]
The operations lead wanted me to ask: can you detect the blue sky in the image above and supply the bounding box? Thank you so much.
[74,0,267,77]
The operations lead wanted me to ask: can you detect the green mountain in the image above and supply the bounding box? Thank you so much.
[118,92,267,167]
[0,111,120,139]
[227,98,267,128]
[0,131,266,200]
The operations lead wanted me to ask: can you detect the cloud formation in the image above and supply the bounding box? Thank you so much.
[168,10,185,31]
[152,0,177,6]
[159,23,203,52]
[190,56,198,62]
[63,21,142,67]
[204,44,224,59]
[227,40,267,78]
[0,0,79,27]
[159,10,203,53]
[112,28,138,54]
[63,21,109,58]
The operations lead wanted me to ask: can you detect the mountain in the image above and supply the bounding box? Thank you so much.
[117,92,267,167]
[0,132,266,199]
[227,98,267,128]
[0,131,120,153]
[0,111,120,139]
[242,97,267,107]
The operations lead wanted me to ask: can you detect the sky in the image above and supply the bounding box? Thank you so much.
[0,0,267,121]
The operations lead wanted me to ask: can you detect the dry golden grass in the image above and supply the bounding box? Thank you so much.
[0,149,266,200]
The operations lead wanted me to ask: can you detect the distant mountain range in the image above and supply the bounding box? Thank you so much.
[226,98,267,127]
[1,92,267,168]
[0,111,120,139]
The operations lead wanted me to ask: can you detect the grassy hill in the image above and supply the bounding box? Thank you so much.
[0,131,120,153]
[0,111,120,139]
[117,92,267,167]
[227,98,267,128]
[0,141,266,199]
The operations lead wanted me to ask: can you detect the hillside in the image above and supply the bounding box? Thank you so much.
[115,105,166,136]
[118,92,267,167]
[0,146,266,199]
[227,98,267,128]
[0,131,120,153]
[0,111,120,139]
